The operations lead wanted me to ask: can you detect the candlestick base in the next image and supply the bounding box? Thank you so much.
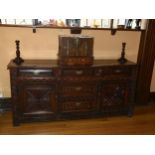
[13,57,24,65]
[118,57,128,64]
[13,40,24,65]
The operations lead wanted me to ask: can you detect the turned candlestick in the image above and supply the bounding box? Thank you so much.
[118,42,128,64]
[13,40,24,65]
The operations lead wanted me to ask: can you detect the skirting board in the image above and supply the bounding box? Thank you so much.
[0,97,11,112]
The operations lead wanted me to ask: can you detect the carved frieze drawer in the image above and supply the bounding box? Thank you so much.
[60,68,93,76]
[18,69,55,77]
[94,67,132,78]
[59,82,97,96]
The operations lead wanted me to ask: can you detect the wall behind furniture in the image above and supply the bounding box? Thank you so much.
[0,27,141,97]
[150,62,155,92]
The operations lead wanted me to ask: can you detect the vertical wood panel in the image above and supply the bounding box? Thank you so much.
[136,19,155,104]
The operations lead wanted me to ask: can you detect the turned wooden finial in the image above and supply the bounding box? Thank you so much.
[13,40,24,65]
[118,42,128,64]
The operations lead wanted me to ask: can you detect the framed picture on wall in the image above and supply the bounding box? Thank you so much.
[101,19,111,28]
[66,19,81,27]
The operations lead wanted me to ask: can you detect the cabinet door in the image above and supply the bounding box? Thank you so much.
[100,81,129,115]
[18,83,57,117]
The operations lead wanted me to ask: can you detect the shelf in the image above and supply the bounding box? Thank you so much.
[0,24,145,31]
[0,24,145,35]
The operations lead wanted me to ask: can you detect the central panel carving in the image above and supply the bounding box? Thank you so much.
[19,84,56,114]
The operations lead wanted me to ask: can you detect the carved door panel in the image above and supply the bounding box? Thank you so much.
[18,83,56,116]
[100,81,129,114]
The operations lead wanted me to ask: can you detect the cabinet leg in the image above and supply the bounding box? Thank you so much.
[128,107,134,117]
[13,119,20,127]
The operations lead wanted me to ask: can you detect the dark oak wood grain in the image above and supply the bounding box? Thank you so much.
[8,59,136,126]
[136,19,155,104]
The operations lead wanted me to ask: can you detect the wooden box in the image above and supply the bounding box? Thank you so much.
[58,35,94,66]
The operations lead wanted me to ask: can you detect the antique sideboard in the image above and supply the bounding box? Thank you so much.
[8,59,136,126]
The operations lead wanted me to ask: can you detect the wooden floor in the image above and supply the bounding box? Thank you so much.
[0,103,155,135]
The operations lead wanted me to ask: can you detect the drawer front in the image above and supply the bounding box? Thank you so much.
[59,83,97,96]
[61,68,93,76]
[18,69,55,77]
[94,67,132,77]
[61,100,96,113]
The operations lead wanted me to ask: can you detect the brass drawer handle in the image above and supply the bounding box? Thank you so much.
[33,70,40,75]
[98,69,102,73]
[75,70,83,75]
[75,102,81,106]
[96,69,102,76]
[75,87,82,91]
[115,69,122,73]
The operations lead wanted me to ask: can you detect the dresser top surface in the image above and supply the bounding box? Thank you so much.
[8,59,136,69]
